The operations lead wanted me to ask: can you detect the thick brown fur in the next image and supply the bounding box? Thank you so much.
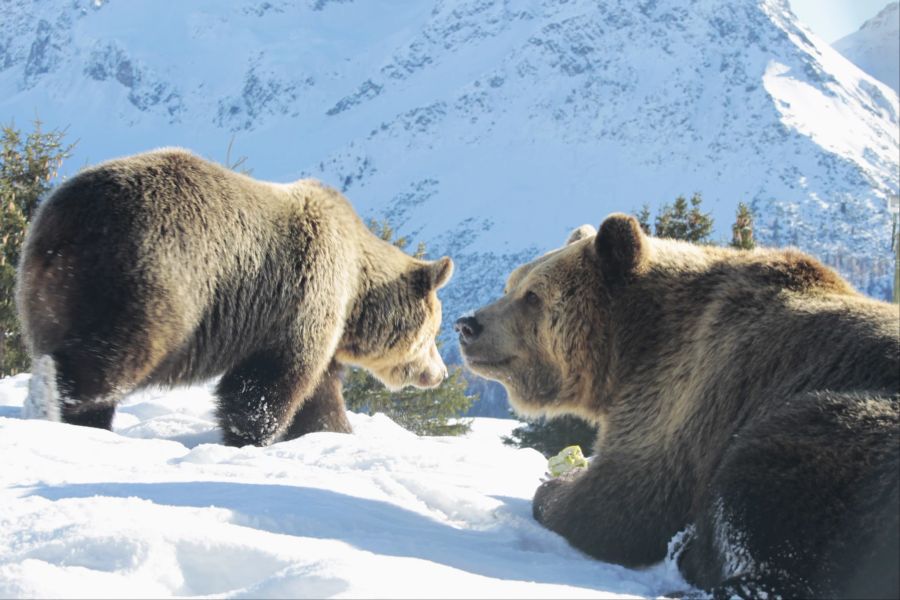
[17,148,452,446]
[457,213,899,598]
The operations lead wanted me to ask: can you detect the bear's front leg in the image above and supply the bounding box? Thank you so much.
[533,468,584,523]
[216,350,326,447]
[532,457,685,568]
[281,358,352,440]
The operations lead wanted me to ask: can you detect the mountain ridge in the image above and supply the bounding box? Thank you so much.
[834,2,899,95]
[1,0,897,351]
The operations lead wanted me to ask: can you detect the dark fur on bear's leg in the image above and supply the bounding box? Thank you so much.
[216,350,319,447]
[679,391,900,599]
[281,360,352,440]
[62,405,117,429]
[534,456,689,568]
[51,346,144,430]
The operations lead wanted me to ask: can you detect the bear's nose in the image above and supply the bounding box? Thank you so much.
[454,316,482,344]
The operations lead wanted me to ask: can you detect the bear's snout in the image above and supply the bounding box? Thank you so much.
[419,364,449,388]
[454,316,482,344]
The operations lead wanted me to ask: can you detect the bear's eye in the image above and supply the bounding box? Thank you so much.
[524,290,541,306]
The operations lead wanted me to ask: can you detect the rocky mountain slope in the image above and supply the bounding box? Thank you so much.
[2,0,897,355]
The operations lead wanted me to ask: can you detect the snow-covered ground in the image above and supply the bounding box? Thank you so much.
[0,374,688,598]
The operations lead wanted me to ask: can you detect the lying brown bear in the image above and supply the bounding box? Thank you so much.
[457,213,899,599]
[17,148,453,446]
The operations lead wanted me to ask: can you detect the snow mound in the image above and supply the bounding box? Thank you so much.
[0,374,689,598]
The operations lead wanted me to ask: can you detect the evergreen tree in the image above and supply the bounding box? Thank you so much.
[0,120,73,377]
[342,218,476,435]
[502,415,598,458]
[366,218,426,259]
[731,202,755,250]
[344,362,475,436]
[635,204,652,235]
[655,193,713,243]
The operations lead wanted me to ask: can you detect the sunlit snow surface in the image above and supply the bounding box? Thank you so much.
[0,374,688,598]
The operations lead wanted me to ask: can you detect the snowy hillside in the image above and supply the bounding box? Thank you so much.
[834,3,900,95]
[1,0,898,337]
[0,374,689,598]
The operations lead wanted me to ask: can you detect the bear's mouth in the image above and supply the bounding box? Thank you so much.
[464,355,514,370]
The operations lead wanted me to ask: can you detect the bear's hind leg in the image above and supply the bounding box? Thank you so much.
[64,404,118,429]
[281,359,352,440]
[682,391,899,598]
[26,306,184,430]
[681,435,832,596]
[56,342,155,429]
[24,348,139,430]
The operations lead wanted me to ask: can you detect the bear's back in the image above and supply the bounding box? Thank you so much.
[18,149,362,368]
[30,149,310,280]
[50,148,277,230]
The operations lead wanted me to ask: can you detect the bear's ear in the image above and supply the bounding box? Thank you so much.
[430,256,454,289]
[566,224,597,246]
[413,256,453,294]
[594,213,648,283]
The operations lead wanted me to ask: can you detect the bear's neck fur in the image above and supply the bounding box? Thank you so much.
[335,233,442,372]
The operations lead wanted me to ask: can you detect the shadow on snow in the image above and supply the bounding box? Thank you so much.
[28,480,665,597]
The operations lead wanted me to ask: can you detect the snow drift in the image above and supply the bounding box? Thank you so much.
[0,374,688,598]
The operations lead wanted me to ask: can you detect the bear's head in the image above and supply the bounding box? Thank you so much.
[456,213,648,421]
[338,254,454,391]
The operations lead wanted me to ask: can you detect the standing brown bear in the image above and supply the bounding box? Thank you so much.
[457,213,899,599]
[17,148,453,447]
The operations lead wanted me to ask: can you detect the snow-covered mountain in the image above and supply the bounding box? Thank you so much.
[834,2,900,95]
[0,374,689,598]
[1,0,897,348]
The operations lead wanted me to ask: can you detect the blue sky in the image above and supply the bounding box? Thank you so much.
[789,0,894,42]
